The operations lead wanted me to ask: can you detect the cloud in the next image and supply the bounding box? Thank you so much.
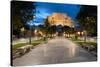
[33,2,81,26]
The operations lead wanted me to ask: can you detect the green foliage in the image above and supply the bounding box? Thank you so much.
[77,5,97,36]
[39,17,53,36]
[12,43,27,51]
[63,26,75,34]
[12,38,47,51]
[11,1,35,36]
[13,16,23,35]
[76,41,97,47]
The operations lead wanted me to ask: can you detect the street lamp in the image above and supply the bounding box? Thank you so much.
[27,20,34,44]
[83,30,87,42]
[27,15,36,44]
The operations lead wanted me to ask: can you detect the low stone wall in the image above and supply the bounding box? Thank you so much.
[13,45,33,59]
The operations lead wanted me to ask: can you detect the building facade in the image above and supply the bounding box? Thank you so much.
[48,13,74,27]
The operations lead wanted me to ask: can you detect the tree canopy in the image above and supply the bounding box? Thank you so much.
[11,1,36,36]
[76,5,97,36]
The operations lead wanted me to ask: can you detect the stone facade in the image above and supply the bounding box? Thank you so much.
[48,13,74,27]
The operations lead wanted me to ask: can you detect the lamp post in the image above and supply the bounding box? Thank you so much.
[29,24,32,44]
[27,20,34,44]
[27,15,36,44]
[83,30,87,42]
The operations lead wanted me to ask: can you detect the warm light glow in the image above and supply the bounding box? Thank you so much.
[81,32,84,35]
[20,27,25,32]
[48,13,74,26]
[34,29,37,33]
[77,32,81,35]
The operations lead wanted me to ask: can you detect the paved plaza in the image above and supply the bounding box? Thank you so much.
[13,37,97,66]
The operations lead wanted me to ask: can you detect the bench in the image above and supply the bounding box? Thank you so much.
[13,45,33,59]
[17,45,33,54]
[81,44,95,51]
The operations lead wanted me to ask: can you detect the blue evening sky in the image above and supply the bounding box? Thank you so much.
[32,2,81,26]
